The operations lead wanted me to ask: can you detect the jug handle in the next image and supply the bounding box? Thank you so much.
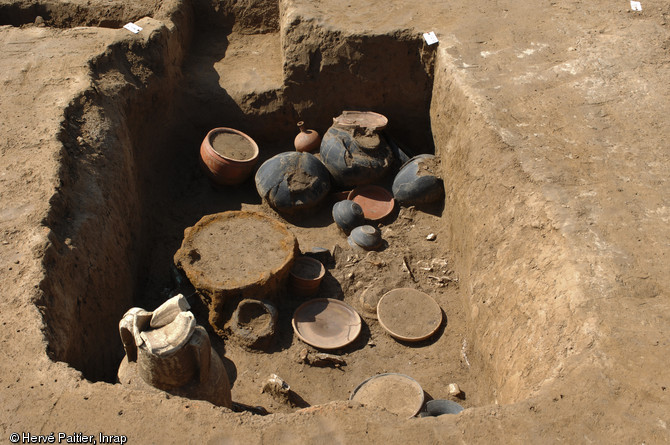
[189,326,211,383]
[119,308,152,362]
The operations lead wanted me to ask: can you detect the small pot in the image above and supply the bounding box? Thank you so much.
[289,257,326,297]
[200,127,259,186]
[332,200,365,234]
[294,121,321,153]
[230,299,278,350]
[348,225,382,251]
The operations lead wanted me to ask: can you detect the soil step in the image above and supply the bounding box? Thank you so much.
[181,31,289,139]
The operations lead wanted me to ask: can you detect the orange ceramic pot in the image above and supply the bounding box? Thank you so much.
[200,127,259,185]
[289,256,326,297]
[294,121,321,153]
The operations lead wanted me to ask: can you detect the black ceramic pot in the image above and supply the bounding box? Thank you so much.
[392,154,444,206]
[255,151,331,215]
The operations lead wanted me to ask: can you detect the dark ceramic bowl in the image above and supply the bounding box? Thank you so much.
[348,225,382,250]
[332,200,365,234]
[423,399,464,416]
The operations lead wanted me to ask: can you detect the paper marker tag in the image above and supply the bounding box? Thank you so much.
[423,31,439,45]
[630,1,642,11]
[123,22,143,34]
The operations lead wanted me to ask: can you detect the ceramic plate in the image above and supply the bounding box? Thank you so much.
[348,185,395,221]
[350,373,425,418]
[292,298,361,349]
[335,111,388,130]
[377,288,443,342]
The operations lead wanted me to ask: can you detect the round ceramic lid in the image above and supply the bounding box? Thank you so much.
[377,288,443,342]
[348,185,395,221]
[350,373,425,418]
[334,111,388,130]
[292,298,361,349]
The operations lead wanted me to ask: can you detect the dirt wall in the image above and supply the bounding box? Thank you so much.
[190,0,279,33]
[0,0,161,28]
[280,6,436,154]
[37,0,193,381]
[430,44,595,403]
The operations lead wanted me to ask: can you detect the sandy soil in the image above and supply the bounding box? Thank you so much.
[0,0,669,443]
[211,131,256,160]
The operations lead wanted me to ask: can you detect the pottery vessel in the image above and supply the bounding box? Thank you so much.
[200,127,259,185]
[348,225,383,251]
[319,111,395,188]
[230,299,278,350]
[289,256,326,297]
[117,297,232,408]
[255,151,331,215]
[332,200,365,234]
[392,154,444,206]
[348,185,395,222]
[294,121,321,153]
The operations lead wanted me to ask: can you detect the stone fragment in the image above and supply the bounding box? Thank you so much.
[448,383,463,398]
[262,374,291,403]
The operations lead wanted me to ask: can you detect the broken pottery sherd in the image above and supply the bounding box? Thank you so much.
[150,294,191,328]
[140,311,195,355]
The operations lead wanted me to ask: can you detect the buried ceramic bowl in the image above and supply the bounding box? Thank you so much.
[348,225,383,251]
[419,399,465,417]
[332,200,365,234]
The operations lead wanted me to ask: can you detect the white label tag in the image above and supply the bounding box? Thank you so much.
[123,22,143,34]
[423,31,439,45]
[630,1,642,11]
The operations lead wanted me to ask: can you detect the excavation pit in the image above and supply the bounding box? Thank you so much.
[9,0,655,441]
[35,1,483,415]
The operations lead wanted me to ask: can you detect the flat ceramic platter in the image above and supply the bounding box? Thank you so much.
[292,298,362,350]
[377,288,443,342]
[348,185,395,221]
[335,111,388,130]
[350,373,425,418]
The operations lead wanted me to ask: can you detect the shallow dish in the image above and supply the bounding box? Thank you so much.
[350,373,425,418]
[348,185,395,221]
[377,288,443,342]
[333,110,388,131]
[292,298,361,350]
